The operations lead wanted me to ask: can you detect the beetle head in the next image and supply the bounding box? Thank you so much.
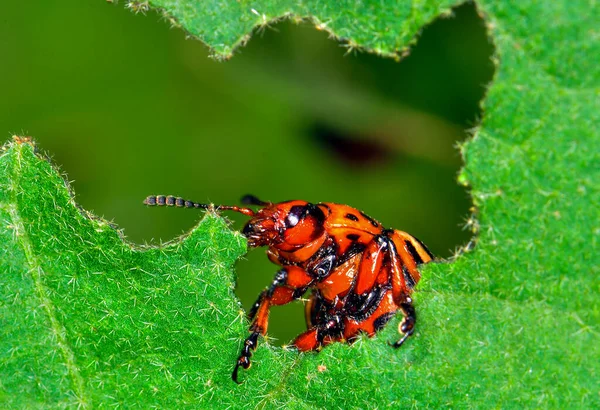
[242,200,325,249]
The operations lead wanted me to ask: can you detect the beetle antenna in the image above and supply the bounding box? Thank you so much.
[144,195,256,216]
[240,194,270,206]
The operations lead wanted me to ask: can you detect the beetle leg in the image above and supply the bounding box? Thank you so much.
[388,231,432,302]
[352,235,387,296]
[344,234,390,328]
[233,266,312,383]
[247,290,267,322]
[387,231,432,347]
[343,288,397,341]
[292,314,344,352]
[391,300,416,348]
[350,230,432,348]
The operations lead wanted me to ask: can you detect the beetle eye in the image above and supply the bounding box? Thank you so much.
[285,205,305,228]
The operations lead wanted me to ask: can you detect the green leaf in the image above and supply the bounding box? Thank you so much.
[0,140,255,407]
[2,0,599,407]
[143,0,463,59]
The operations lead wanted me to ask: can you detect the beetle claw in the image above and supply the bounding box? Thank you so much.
[232,364,242,384]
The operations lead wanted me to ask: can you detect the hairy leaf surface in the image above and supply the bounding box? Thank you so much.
[1,0,599,407]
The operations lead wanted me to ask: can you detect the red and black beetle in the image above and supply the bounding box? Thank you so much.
[144,194,433,383]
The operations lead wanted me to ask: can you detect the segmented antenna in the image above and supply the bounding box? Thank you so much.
[144,195,209,209]
[144,195,256,216]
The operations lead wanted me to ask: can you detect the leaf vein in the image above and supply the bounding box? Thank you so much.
[8,145,89,408]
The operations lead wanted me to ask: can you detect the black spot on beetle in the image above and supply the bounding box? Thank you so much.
[345,213,359,222]
[405,240,424,265]
[338,242,366,264]
[360,211,379,228]
[346,233,360,241]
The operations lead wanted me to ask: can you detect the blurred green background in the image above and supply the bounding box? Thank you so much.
[0,1,493,344]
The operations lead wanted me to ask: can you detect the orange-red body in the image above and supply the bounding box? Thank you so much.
[144,195,433,383]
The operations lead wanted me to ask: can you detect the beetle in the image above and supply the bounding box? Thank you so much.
[144,194,433,383]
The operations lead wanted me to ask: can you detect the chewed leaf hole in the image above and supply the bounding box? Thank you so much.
[1,1,493,349]
[234,2,495,346]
